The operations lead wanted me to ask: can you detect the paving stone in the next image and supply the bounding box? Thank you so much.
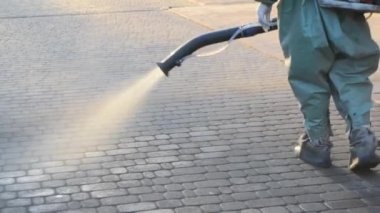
[60,209,97,213]
[194,188,221,196]
[152,185,167,193]
[182,183,196,190]
[90,189,127,198]
[102,161,135,169]
[321,210,348,213]
[220,201,246,211]
[81,183,117,191]
[0,178,15,185]
[241,210,261,213]
[110,167,127,174]
[6,198,32,207]
[143,172,156,179]
[6,183,40,191]
[71,192,90,201]
[156,199,183,208]
[32,197,45,205]
[0,192,17,200]
[100,195,139,206]
[102,175,120,182]
[52,173,76,180]
[200,204,221,213]
[97,206,118,213]
[295,194,323,203]
[219,194,235,203]
[147,156,179,164]
[81,199,100,208]
[1,207,27,213]
[172,167,206,176]
[321,191,360,201]
[0,171,26,179]
[280,196,296,205]
[194,180,230,188]
[217,163,251,171]
[182,196,221,205]
[56,186,81,194]
[299,203,329,212]
[231,192,257,201]
[163,191,184,200]
[140,193,166,202]
[231,183,268,192]
[175,207,202,213]
[348,206,380,213]
[32,162,64,169]
[29,203,67,212]
[45,166,78,174]
[128,186,153,194]
[245,198,286,208]
[106,149,137,155]
[170,174,206,183]
[286,205,304,213]
[45,194,71,203]
[127,164,161,172]
[205,172,230,180]
[42,180,66,188]
[165,184,183,191]
[182,189,197,198]
[86,169,109,177]
[117,180,141,188]
[117,202,156,212]
[67,201,81,210]
[120,173,144,180]
[261,206,290,213]
[269,187,308,197]
[155,170,172,177]
[66,177,101,185]
[19,188,55,198]
[84,152,106,158]
[325,199,367,209]
[153,177,171,185]
[363,196,380,205]
[139,210,174,213]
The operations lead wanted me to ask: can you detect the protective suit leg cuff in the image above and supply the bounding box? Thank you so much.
[348,127,380,171]
[295,133,332,168]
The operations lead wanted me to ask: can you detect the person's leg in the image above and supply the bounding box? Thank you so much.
[278,0,334,167]
[320,9,380,170]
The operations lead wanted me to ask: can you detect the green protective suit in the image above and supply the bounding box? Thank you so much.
[256,0,380,140]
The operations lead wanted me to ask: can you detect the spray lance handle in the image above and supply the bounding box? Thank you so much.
[157,18,278,77]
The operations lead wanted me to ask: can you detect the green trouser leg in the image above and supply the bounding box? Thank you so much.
[278,0,333,140]
[277,0,379,140]
[320,9,380,129]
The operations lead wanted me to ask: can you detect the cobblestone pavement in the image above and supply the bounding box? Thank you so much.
[0,1,380,212]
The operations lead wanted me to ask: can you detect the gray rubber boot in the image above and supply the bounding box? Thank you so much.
[349,127,380,171]
[295,133,332,168]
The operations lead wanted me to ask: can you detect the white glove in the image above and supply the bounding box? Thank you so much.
[258,3,272,32]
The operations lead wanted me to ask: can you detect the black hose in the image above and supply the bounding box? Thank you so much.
[157,20,278,76]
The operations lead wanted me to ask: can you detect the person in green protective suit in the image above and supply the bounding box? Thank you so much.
[256,0,380,170]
